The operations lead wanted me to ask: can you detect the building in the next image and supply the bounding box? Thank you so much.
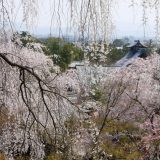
[128,40,147,58]
[115,40,148,67]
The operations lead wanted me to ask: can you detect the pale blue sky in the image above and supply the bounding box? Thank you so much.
[13,0,156,38]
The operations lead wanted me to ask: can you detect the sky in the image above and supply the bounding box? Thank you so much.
[13,0,157,39]
[112,0,156,39]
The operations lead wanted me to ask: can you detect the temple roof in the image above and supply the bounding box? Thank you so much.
[128,40,147,49]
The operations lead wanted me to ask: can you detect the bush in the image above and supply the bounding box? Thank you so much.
[42,37,84,71]
[106,44,128,65]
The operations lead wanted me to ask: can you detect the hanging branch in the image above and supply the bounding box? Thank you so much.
[0,52,78,149]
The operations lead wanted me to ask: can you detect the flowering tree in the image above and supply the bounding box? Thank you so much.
[0,39,80,159]
[95,54,160,159]
[0,0,160,160]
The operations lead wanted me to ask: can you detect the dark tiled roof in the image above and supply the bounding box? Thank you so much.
[128,40,147,48]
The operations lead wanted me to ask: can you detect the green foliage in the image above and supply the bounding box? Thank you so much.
[102,120,139,134]
[12,31,34,47]
[101,140,142,160]
[43,37,84,71]
[91,88,103,101]
[12,31,42,52]
[152,139,160,146]
[106,43,129,65]
[94,118,142,159]
[112,39,125,47]
[64,114,80,133]
[45,154,62,160]
[12,33,84,71]
[83,39,130,65]
[15,155,30,160]
[144,39,155,55]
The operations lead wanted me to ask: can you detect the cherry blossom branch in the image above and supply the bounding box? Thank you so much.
[0,52,77,148]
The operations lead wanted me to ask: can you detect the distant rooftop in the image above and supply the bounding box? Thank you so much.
[69,61,85,69]
[128,40,147,49]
